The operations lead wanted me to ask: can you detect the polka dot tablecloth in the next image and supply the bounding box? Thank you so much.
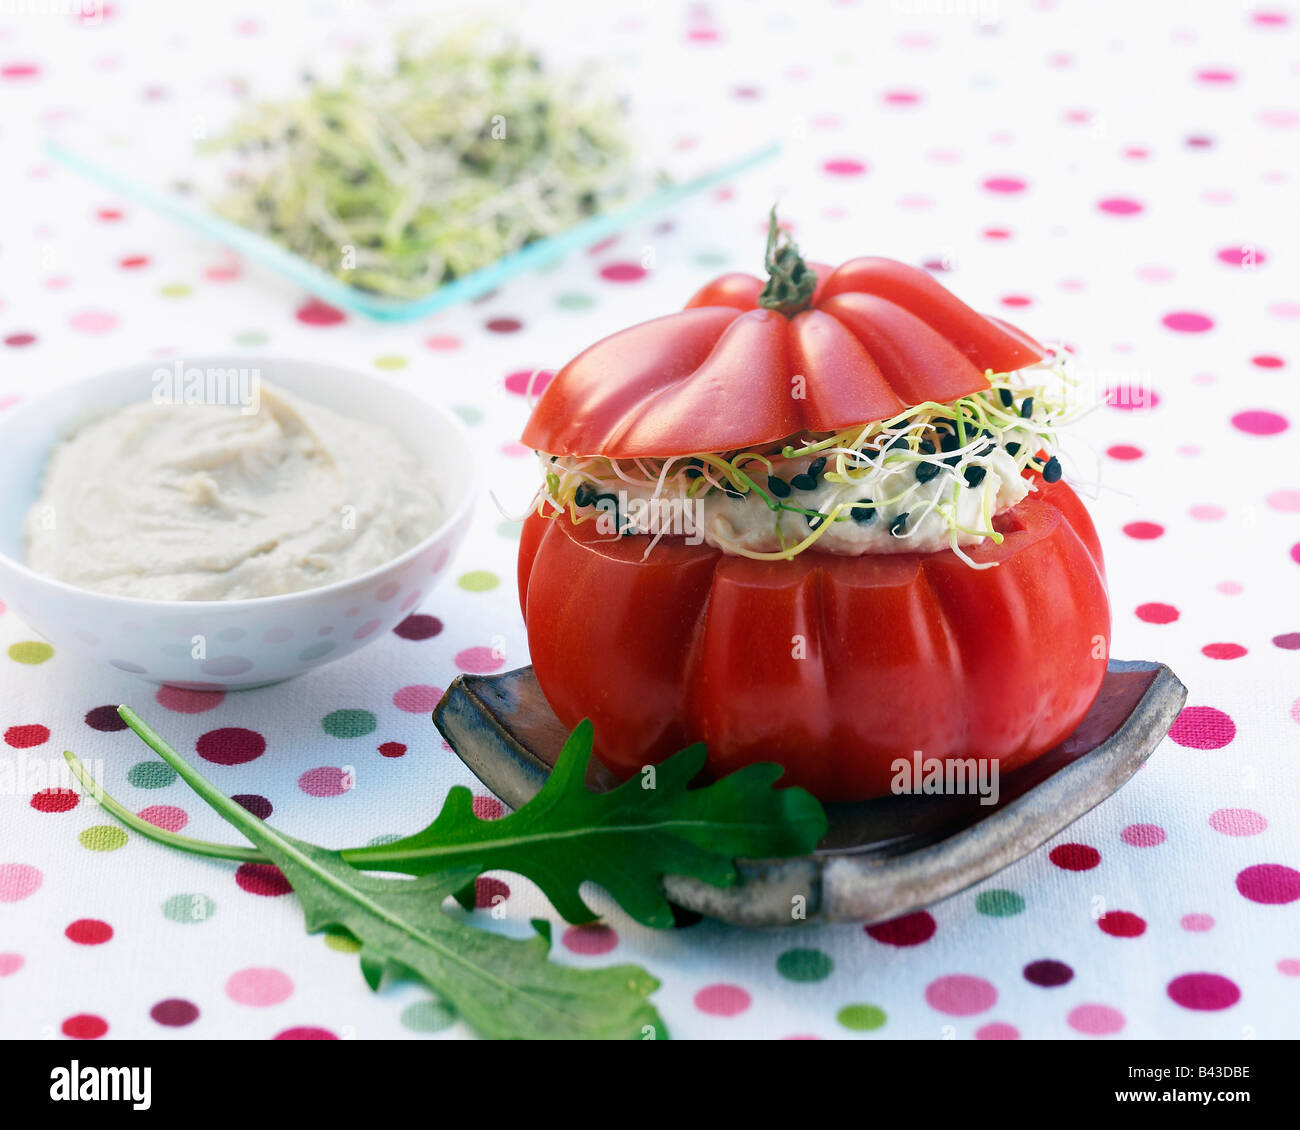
[2,0,1299,1040]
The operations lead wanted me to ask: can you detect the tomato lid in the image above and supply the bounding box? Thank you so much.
[522,215,1048,458]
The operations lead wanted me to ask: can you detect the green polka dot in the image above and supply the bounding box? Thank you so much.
[127,760,178,789]
[496,519,523,540]
[837,1003,886,1031]
[694,249,730,267]
[79,825,128,852]
[555,291,595,310]
[234,330,269,346]
[9,641,53,665]
[457,570,499,593]
[321,708,378,739]
[159,282,191,298]
[162,893,216,924]
[324,927,362,953]
[400,997,458,1033]
[367,832,402,846]
[776,947,834,982]
[374,354,407,370]
[452,405,482,427]
[976,889,1025,917]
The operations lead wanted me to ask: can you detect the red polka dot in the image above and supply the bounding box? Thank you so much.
[982,176,1027,194]
[599,262,647,283]
[392,614,442,640]
[925,974,997,1016]
[1235,863,1300,904]
[119,254,149,269]
[865,911,936,946]
[1202,642,1246,660]
[150,998,199,1027]
[378,741,407,758]
[822,158,867,176]
[96,208,123,222]
[1000,294,1032,307]
[504,368,554,396]
[1098,910,1146,938]
[1121,823,1166,847]
[1050,843,1100,871]
[1231,410,1289,435]
[982,227,1012,240]
[31,788,79,814]
[1169,705,1236,749]
[156,685,225,713]
[274,1026,338,1040]
[694,984,751,1016]
[65,919,113,945]
[472,796,505,821]
[1167,973,1240,1011]
[235,863,292,897]
[62,1014,108,1040]
[1251,354,1284,368]
[1098,197,1143,215]
[1123,521,1164,540]
[1162,311,1214,333]
[485,316,523,333]
[1107,444,1144,461]
[295,299,346,326]
[562,924,619,955]
[4,332,36,347]
[196,727,265,765]
[474,876,510,908]
[1136,602,1179,624]
[4,724,49,748]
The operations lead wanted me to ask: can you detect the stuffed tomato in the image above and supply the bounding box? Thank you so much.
[517,215,1110,801]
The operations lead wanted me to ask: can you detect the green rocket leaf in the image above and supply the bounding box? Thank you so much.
[344,719,828,928]
[114,707,664,1041]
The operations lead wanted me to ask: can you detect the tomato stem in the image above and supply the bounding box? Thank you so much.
[757,207,816,316]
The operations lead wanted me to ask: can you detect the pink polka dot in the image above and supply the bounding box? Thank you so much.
[351,618,381,640]
[1209,808,1267,836]
[882,89,921,106]
[1189,504,1225,521]
[924,974,997,1016]
[425,334,460,351]
[1269,301,1300,320]
[1231,410,1289,435]
[1167,973,1240,1011]
[1105,384,1159,410]
[822,158,867,176]
[0,953,24,976]
[1,62,41,81]
[1277,959,1300,976]
[504,369,555,396]
[295,299,345,326]
[1236,863,1300,904]
[562,925,619,955]
[0,863,42,902]
[1217,246,1267,267]
[1259,107,1300,129]
[1107,444,1144,461]
[1162,311,1214,333]
[1252,354,1285,369]
[454,646,505,674]
[1202,642,1247,660]
[1123,521,1164,540]
[694,984,751,1016]
[982,176,1027,194]
[225,966,293,1006]
[599,262,647,283]
[1169,706,1236,749]
[297,767,353,798]
[68,309,119,334]
[1136,264,1174,283]
[472,795,505,821]
[1252,10,1290,27]
[975,1022,1019,1040]
[1121,823,1166,847]
[1098,197,1143,215]
[155,685,225,713]
[393,684,441,713]
[1195,67,1236,84]
[1181,914,1215,932]
[1216,580,1244,595]
[1068,1003,1125,1035]
[137,805,188,832]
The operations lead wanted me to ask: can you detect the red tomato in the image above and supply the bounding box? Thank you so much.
[521,256,1046,459]
[519,477,1108,801]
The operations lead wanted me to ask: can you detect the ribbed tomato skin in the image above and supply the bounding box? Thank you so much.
[518,478,1110,801]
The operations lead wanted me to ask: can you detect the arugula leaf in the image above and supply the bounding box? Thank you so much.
[114,706,665,1041]
[345,719,827,928]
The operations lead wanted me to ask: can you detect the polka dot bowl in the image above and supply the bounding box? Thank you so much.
[0,356,476,688]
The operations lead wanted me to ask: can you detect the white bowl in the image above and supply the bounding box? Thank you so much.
[0,356,476,689]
